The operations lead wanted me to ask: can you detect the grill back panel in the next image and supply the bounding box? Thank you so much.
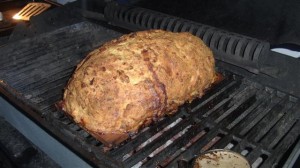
[0,21,299,168]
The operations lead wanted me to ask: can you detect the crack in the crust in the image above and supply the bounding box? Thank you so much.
[142,56,168,120]
[148,62,168,108]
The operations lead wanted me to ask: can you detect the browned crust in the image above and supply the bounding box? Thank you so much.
[142,51,168,120]
[61,30,216,146]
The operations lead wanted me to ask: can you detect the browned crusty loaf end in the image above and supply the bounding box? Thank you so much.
[61,29,216,146]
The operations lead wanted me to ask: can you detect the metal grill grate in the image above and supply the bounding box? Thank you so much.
[0,21,299,168]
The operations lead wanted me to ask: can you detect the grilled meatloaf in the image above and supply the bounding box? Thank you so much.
[61,30,216,146]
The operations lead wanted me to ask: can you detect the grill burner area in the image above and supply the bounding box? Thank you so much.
[0,12,299,168]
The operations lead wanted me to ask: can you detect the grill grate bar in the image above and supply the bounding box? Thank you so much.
[23,67,73,91]
[245,96,291,142]
[230,99,273,136]
[226,95,265,130]
[0,44,43,65]
[189,75,235,111]
[22,69,73,97]
[123,118,192,167]
[252,154,268,168]
[212,87,258,123]
[231,139,258,158]
[109,111,186,159]
[0,47,47,72]
[192,82,243,119]
[134,125,193,167]
[262,121,300,167]
[244,147,264,165]
[4,40,89,87]
[254,100,294,143]
[142,123,208,167]
[191,80,241,113]
[0,50,48,78]
[11,62,74,91]
[199,87,259,133]
[37,92,63,111]
[196,82,247,118]
[212,94,259,133]
[235,93,280,136]
[262,103,300,149]
[212,134,236,150]
[1,31,89,73]
[175,128,222,163]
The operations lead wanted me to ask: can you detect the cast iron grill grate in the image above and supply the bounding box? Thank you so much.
[0,21,299,168]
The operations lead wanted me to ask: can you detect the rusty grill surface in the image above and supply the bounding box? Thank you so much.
[0,21,299,168]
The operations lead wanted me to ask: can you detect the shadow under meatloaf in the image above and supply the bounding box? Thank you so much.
[61,30,216,146]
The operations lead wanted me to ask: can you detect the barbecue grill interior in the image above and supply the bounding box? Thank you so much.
[0,0,299,167]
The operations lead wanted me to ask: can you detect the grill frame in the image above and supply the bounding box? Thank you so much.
[0,4,299,168]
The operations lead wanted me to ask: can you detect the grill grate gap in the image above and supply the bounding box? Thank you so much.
[224,139,238,150]
[144,126,209,167]
[255,101,295,143]
[132,124,192,167]
[123,118,192,167]
[252,154,269,168]
[200,83,247,118]
[20,67,74,93]
[189,74,236,111]
[122,117,183,162]
[268,121,298,150]
[171,129,224,166]
[240,147,253,156]
[226,95,264,130]
[109,111,186,159]
[214,90,257,123]
[190,81,241,114]
[245,96,291,142]
[237,93,280,136]
[200,133,225,153]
